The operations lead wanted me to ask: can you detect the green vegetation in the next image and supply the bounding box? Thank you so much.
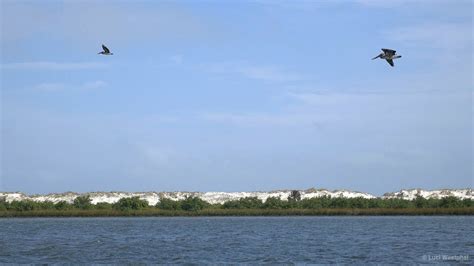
[0,195,472,217]
[114,197,148,211]
[180,196,210,211]
[222,197,263,209]
[73,195,93,210]
[156,197,181,210]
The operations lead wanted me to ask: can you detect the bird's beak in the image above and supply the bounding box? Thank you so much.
[372,55,380,60]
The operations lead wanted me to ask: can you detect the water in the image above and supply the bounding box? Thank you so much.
[0,216,472,264]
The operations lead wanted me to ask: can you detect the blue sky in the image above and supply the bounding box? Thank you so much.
[1,0,472,195]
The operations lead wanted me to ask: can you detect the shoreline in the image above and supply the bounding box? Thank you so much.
[1,207,473,217]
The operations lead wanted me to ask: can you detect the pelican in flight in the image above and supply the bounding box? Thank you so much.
[98,44,113,55]
[372,48,401,67]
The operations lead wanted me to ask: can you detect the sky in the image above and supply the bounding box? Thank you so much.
[1,0,472,195]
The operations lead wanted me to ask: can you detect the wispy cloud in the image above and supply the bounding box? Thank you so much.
[386,22,473,50]
[34,83,66,92]
[254,0,330,11]
[384,22,473,70]
[1,61,108,71]
[355,0,416,8]
[34,80,107,91]
[200,89,441,128]
[82,81,107,90]
[201,112,326,127]
[239,66,303,83]
[356,0,472,11]
[203,62,304,83]
[170,54,184,65]
[1,2,210,44]
[135,142,177,166]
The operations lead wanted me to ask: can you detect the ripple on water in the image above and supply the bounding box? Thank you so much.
[0,216,472,264]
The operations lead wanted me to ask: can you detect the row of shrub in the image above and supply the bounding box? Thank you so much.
[1,194,472,212]
[206,195,472,210]
[0,196,150,212]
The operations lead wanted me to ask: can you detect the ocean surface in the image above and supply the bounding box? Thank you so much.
[0,216,472,264]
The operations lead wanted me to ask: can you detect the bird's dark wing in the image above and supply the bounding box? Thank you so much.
[102,45,110,53]
[372,53,382,60]
[385,59,394,67]
[382,48,396,55]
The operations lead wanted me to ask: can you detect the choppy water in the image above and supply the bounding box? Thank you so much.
[0,216,472,264]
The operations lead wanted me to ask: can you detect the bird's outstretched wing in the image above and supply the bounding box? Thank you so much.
[102,44,110,53]
[385,59,394,67]
[382,48,396,56]
[372,53,382,60]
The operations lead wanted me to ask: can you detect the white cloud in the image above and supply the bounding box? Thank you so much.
[288,92,354,105]
[239,66,303,82]
[34,80,107,91]
[356,0,472,11]
[254,0,329,11]
[203,62,304,83]
[384,22,473,70]
[1,61,108,71]
[135,143,177,166]
[82,81,108,90]
[201,112,327,127]
[386,22,473,50]
[355,0,416,8]
[34,83,66,92]
[202,89,471,129]
[170,54,184,65]
[1,2,210,44]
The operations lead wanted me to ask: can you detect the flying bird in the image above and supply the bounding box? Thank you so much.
[98,44,113,55]
[372,48,401,67]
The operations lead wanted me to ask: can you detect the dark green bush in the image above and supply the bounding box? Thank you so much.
[55,201,71,210]
[330,197,350,208]
[348,197,370,209]
[300,196,332,209]
[0,198,8,211]
[1,194,472,213]
[368,199,384,208]
[156,197,182,210]
[263,197,289,209]
[9,200,37,211]
[73,195,92,209]
[238,197,264,209]
[37,201,56,210]
[462,198,473,207]
[181,196,209,211]
[439,196,462,208]
[222,200,242,209]
[113,197,148,211]
[222,197,265,209]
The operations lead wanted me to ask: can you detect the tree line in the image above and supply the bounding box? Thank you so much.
[1,191,472,212]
